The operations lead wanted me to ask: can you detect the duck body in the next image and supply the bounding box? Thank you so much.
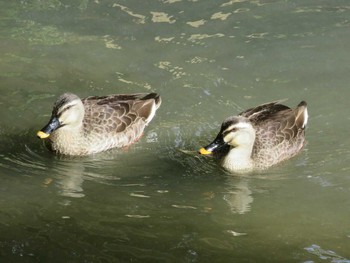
[37,93,161,155]
[199,100,308,172]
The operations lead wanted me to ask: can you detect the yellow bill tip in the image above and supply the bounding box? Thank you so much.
[37,131,50,139]
[199,147,212,155]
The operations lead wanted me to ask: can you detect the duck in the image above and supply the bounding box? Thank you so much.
[37,92,161,155]
[199,100,308,172]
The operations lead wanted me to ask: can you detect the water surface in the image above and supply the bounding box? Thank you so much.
[1,0,350,262]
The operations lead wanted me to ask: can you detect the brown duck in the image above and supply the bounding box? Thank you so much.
[37,92,161,155]
[199,100,308,172]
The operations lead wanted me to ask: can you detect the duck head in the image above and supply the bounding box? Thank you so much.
[199,116,256,155]
[37,93,85,139]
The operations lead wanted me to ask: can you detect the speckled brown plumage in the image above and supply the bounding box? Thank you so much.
[200,100,308,172]
[242,100,308,169]
[38,92,161,155]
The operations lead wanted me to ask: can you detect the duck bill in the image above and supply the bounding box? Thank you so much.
[37,116,61,139]
[199,134,226,155]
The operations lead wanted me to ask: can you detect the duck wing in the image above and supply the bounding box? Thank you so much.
[82,93,161,134]
[239,100,290,123]
[252,101,308,158]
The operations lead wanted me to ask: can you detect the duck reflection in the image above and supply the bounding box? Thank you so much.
[224,177,253,215]
[54,158,86,198]
[46,151,125,200]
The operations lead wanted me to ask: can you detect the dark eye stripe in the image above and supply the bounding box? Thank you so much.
[55,105,73,118]
[223,127,237,136]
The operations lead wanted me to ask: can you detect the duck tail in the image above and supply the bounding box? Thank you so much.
[142,93,162,109]
[296,101,308,129]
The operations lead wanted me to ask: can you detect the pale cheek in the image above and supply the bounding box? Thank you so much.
[223,134,234,143]
[61,110,81,125]
[59,115,70,125]
[229,139,239,147]
[224,134,238,146]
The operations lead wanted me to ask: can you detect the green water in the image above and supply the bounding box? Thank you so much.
[1,0,350,262]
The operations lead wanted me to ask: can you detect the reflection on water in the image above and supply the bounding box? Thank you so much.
[0,131,134,200]
[54,161,85,198]
[224,178,253,214]
[1,0,350,262]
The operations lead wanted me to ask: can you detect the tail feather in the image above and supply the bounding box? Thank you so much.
[296,101,308,129]
[142,93,162,109]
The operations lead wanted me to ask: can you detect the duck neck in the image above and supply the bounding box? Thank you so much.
[221,144,254,172]
[50,125,85,155]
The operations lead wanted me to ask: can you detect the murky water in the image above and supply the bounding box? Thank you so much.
[1,0,350,262]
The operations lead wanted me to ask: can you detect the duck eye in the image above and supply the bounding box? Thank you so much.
[223,127,237,136]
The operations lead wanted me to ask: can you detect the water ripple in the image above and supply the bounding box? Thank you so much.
[0,130,134,198]
[304,244,350,263]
